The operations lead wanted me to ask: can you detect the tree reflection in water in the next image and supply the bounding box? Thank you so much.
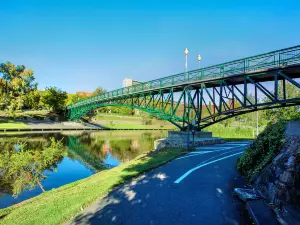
[0,138,66,197]
[0,131,167,199]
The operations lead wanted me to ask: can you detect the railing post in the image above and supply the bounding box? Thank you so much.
[279,52,281,66]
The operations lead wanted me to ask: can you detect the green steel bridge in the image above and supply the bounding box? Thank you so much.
[67,45,300,131]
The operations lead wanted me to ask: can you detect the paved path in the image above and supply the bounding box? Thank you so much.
[68,141,253,225]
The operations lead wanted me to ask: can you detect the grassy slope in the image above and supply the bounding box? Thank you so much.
[0,120,28,129]
[0,148,185,225]
[237,121,286,180]
[94,114,143,121]
[92,114,176,129]
[204,124,264,139]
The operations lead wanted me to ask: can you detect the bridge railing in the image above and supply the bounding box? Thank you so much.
[68,45,300,109]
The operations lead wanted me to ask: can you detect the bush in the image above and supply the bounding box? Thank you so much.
[204,123,255,139]
[41,87,67,114]
[237,120,287,180]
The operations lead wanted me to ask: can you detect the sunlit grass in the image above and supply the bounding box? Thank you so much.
[204,124,265,139]
[0,120,28,129]
[0,148,185,225]
[95,114,143,121]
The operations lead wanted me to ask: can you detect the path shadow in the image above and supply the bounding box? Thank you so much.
[68,147,253,225]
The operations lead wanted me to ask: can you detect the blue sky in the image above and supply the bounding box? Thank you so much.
[1,0,299,93]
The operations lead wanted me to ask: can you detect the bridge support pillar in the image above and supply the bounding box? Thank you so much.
[168,131,212,140]
[154,131,224,151]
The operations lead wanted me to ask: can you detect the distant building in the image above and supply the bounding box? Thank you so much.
[122,78,142,115]
[76,91,93,97]
[122,78,142,87]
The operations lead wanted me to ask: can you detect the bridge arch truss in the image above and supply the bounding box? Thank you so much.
[67,46,300,130]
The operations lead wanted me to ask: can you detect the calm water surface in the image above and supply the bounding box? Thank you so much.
[0,131,167,209]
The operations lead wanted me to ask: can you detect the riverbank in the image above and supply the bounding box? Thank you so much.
[0,147,186,225]
[91,113,177,129]
[1,111,262,138]
[0,120,28,129]
[0,111,178,131]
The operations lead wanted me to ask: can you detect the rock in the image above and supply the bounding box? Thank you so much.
[276,205,300,225]
[279,171,294,186]
[285,156,296,168]
[246,200,279,225]
[234,188,261,202]
[253,135,300,207]
[267,182,277,203]
[276,181,291,204]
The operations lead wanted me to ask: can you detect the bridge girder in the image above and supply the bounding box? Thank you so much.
[67,70,300,131]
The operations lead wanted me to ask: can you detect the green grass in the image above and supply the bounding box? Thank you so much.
[0,148,185,225]
[95,114,143,121]
[0,120,28,129]
[0,110,56,121]
[204,124,264,139]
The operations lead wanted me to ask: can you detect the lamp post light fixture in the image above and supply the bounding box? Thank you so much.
[197,54,202,69]
[197,54,202,78]
[184,48,189,73]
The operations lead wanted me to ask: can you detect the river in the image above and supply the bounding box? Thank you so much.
[0,130,167,209]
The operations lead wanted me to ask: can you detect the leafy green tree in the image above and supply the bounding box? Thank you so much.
[261,81,300,122]
[0,62,37,111]
[92,87,106,96]
[66,93,88,105]
[0,138,66,196]
[41,87,67,114]
[23,90,42,110]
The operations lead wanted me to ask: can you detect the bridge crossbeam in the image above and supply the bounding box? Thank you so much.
[67,46,300,130]
[67,68,300,130]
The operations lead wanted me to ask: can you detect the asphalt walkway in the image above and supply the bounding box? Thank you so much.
[68,141,253,225]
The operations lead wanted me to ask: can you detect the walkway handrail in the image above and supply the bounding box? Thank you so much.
[68,45,300,109]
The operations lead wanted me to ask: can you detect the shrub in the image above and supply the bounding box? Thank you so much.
[237,120,287,180]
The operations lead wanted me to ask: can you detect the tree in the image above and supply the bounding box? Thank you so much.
[92,87,106,96]
[261,81,300,122]
[23,90,42,110]
[0,62,37,112]
[66,93,88,106]
[41,87,67,114]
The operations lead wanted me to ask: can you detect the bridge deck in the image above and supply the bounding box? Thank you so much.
[140,64,300,94]
[68,45,300,108]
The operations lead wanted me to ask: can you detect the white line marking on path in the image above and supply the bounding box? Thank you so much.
[219,144,248,147]
[176,151,212,160]
[176,144,251,161]
[195,147,233,150]
[193,148,241,154]
[174,151,244,184]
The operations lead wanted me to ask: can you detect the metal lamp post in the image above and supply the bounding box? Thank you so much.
[192,119,196,145]
[197,54,202,69]
[184,48,190,151]
[197,54,202,78]
[184,48,189,73]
